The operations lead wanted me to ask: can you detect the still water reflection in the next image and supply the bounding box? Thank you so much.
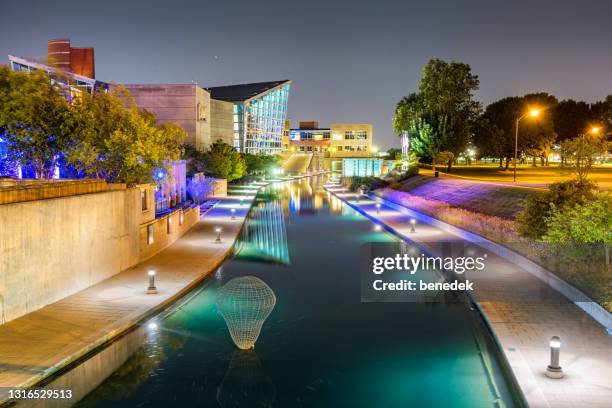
[77,176,519,408]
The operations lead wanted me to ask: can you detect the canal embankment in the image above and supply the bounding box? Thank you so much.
[324,181,612,408]
[0,176,311,405]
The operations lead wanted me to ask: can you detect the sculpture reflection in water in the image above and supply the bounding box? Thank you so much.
[216,350,276,408]
[216,276,276,350]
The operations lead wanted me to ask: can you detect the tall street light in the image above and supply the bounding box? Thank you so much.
[514,108,541,182]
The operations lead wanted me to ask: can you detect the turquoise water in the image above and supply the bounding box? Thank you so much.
[77,176,519,407]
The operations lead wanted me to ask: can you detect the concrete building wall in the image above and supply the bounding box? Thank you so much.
[0,182,198,324]
[122,84,212,151]
[210,99,234,147]
[329,123,373,158]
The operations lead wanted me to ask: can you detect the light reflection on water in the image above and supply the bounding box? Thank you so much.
[76,176,519,408]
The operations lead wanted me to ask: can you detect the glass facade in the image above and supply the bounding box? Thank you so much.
[233,84,290,154]
[342,158,385,177]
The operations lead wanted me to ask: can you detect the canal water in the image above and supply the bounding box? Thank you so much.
[76,176,519,407]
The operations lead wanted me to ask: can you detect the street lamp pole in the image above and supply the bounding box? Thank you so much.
[514,117,520,183]
[514,108,541,183]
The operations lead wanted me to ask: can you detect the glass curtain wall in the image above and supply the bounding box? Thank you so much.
[234,84,290,154]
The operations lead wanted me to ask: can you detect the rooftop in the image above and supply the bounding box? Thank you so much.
[208,79,290,102]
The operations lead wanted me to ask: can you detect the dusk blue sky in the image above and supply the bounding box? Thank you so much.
[2,0,612,149]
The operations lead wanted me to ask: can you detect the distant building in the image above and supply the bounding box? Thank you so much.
[8,39,106,100]
[120,84,226,151]
[289,122,373,157]
[282,119,291,152]
[47,38,95,78]
[287,121,386,176]
[208,80,291,154]
[7,40,290,156]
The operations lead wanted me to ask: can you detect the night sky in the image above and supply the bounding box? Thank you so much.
[2,0,612,149]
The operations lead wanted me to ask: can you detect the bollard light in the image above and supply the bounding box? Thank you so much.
[147,270,158,294]
[410,218,417,233]
[240,198,244,207]
[545,336,563,378]
[215,227,222,243]
[374,224,382,232]
[376,203,381,214]
[231,208,236,220]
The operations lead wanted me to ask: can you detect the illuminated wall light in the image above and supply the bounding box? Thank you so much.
[147,224,154,245]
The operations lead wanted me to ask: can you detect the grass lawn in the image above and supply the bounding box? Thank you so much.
[433,164,612,189]
[393,175,539,219]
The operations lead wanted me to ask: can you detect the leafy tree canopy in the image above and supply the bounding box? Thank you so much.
[393,59,481,171]
[204,140,246,182]
[0,66,76,178]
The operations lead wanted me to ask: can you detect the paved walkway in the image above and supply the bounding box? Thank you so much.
[0,181,274,402]
[325,182,612,408]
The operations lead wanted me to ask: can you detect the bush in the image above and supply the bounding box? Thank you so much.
[517,178,596,239]
[347,176,389,192]
[543,191,612,243]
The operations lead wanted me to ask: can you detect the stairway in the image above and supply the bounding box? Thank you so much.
[282,153,313,174]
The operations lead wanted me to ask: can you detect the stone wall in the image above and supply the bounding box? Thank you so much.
[0,183,199,324]
[0,179,107,204]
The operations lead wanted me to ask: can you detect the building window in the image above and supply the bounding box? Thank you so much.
[357,130,367,139]
[344,130,355,140]
[147,224,154,245]
[141,189,148,211]
[337,146,343,151]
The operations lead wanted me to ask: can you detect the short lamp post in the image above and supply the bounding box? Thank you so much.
[147,270,158,294]
[231,208,236,220]
[215,227,222,243]
[546,336,563,379]
[410,218,417,233]
[376,203,381,215]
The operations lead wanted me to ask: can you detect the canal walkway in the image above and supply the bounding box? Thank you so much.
[324,182,612,408]
[0,179,280,403]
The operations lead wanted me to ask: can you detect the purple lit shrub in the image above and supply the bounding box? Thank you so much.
[187,177,215,203]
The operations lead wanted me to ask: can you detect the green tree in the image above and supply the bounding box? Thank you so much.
[520,93,558,166]
[0,66,76,178]
[242,153,281,176]
[475,93,558,168]
[204,140,246,181]
[553,99,595,142]
[408,117,438,164]
[393,59,481,172]
[183,144,208,175]
[68,88,184,186]
[472,117,506,167]
[543,191,612,243]
[517,179,596,240]
[559,134,610,181]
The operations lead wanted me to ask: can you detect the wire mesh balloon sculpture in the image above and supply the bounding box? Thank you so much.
[217,276,276,350]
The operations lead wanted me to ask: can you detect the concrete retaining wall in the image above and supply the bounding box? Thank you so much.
[0,186,199,325]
